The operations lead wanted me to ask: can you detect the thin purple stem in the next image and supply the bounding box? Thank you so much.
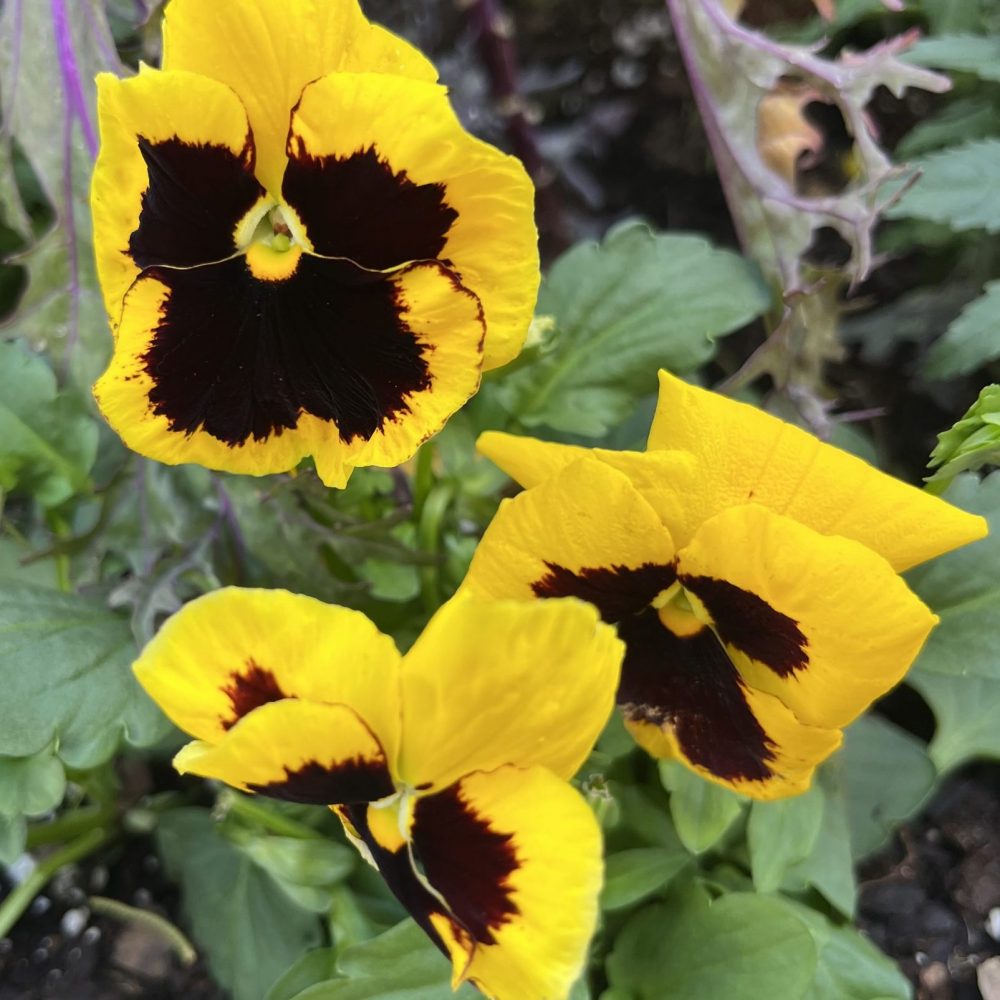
[52,0,98,158]
[60,107,81,365]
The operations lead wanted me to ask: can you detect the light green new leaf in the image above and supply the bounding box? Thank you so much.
[607,886,817,1000]
[927,385,1000,487]
[924,284,1000,379]
[747,784,824,894]
[887,139,1000,232]
[905,34,1000,82]
[497,222,770,436]
[0,813,26,865]
[0,583,168,767]
[911,671,1000,772]
[296,920,478,1000]
[659,761,747,855]
[601,846,690,911]
[840,716,936,858]
[0,751,66,818]
[266,949,338,1000]
[906,473,1000,681]
[0,341,98,507]
[158,808,323,1000]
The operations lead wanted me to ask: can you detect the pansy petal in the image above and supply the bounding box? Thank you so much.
[410,766,602,999]
[676,503,937,729]
[463,457,677,620]
[648,371,987,569]
[476,430,592,489]
[174,700,395,804]
[283,72,538,370]
[396,596,623,793]
[618,611,841,799]
[92,69,267,331]
[94,257,484,487]
[161,0,437,194]
[132,588,402,756]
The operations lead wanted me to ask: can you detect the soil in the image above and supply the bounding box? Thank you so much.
[2,1,998,998]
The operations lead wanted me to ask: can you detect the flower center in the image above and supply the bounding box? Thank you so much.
[244,205,303,282]
[654,581,706,637]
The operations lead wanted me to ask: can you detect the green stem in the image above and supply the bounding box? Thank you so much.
[412,442,436,516]
[0,827,111,939]
[417,482,454,614]
[89,895,197,966]
[26,804,116,849]
[219,789,323,840]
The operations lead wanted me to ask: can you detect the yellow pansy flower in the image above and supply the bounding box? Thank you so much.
[91,0,538,488]
[461,371,988,800]
[134,588,623,1000]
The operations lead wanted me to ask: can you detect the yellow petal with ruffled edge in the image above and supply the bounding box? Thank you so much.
[395,596,623,794]
[462,456,677,618]
[161,0,437,195]
[175,699,396,804]
[91,68,268,332]
[476,431,592,490]
[409,765,602,1000]
[132,588,402,759]
[283,72,538,371]
[93,258,484,488]
[648,370,987,569]
[676,503,937,729]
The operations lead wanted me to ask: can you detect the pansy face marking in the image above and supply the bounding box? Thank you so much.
[91,0,539,487]
[134,588,624,1000]
[461,370,989,800]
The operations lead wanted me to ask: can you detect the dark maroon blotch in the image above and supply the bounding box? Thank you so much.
[411,784,520,945]
[130,135,264,270]
[221,660,286,730]
[617,609,776,783]
[680,574,809,678]
[282,143,457,270]
[532,561,677,624]
[249,757,395,806]
[141,255,433,447]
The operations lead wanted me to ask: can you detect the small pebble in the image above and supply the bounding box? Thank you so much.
[987,907,1000,941]
[31,946,49,965]
[60,906,89,939]
[89,865,108,891]
[67,947,82,963]
[29,895,51,916]
[45,968,62,983]
[7,855,36,885]
[81,926,101,946]
[979,956,1000,1000]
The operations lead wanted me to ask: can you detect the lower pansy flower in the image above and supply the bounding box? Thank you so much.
[91,0,538,487]
[460,371,988,800]
[133,588,624,1000]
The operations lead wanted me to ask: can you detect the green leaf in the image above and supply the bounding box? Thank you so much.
[896,97,1000,158]
[607,887,818,1000]
[0,341,98,506]
[0,751,66,818]
[660,761,746,854]
[785,769,856,917]
[905,34,1000,82]
[158,808,322,1000]
[839,716,936,858]
[906,473,1000,681]
[0,812,26,864]
[924,284,1000,378]
[887,139,1000,233]
[497,222,770,436]
[601,846,689,910]
[265,949,338,1000]
[747,784,824,894]
[239,835,356,893]
[927,385,1000,487]
[789,903,910,1000]
[296,920,478,1000]
[911,670,1000,771]
[0,583,169,767]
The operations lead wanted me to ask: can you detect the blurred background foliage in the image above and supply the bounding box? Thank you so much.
[0,0,999,998]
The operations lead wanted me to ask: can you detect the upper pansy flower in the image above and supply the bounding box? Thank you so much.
[134,588,623,1000]
[91,0,538,488]
[461,370,988,800]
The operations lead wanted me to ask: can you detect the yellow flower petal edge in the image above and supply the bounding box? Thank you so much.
[396,593,624,793]
[161,0,438,194]
[133,589,623,999]
[647,370,988,568]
